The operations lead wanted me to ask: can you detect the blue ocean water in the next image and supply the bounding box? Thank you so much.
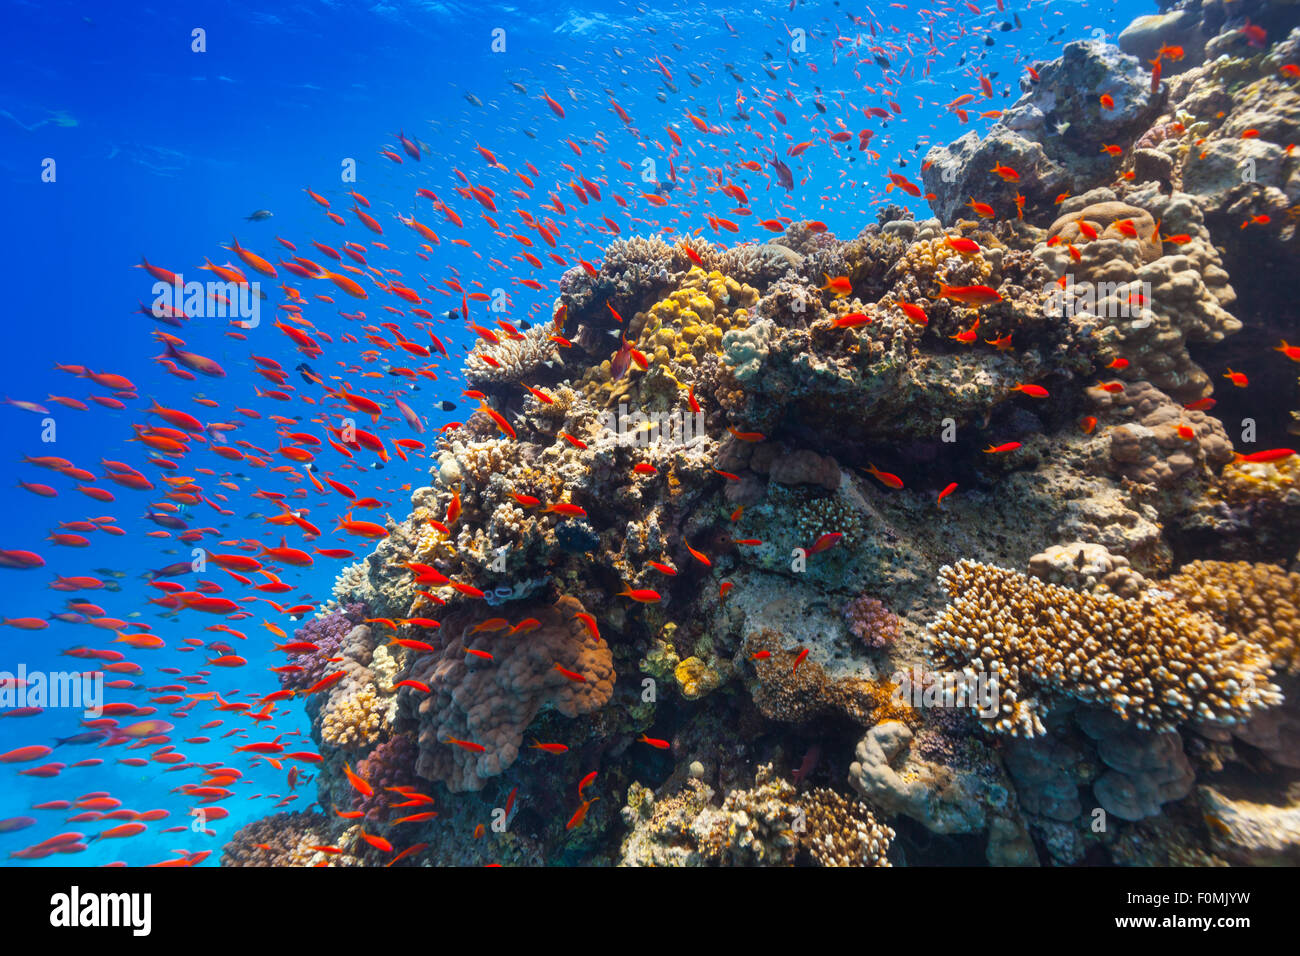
[0,0,1146,866]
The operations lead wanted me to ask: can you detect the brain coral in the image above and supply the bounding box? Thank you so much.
[926,559,1281,736]
[404,594,614,792]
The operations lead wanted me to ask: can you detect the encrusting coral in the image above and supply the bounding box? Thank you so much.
[402,595,614,792]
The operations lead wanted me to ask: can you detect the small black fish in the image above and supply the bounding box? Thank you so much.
[437,401,457,412]
[53,731,110,747]
[244,209,273,222]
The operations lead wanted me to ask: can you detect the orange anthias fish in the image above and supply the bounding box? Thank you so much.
[831,312,871,329]
[820,274,853,297]
[1234,448,1295,464]
[862,463,903,489]
[895,301,928,325]
[1010,383,1049,398]
[936,283,1002,306]
[566,797,598,831]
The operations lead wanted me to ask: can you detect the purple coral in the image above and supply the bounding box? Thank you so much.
[353,733,417,820]
[843,595,900,649]
[279,602,368,691]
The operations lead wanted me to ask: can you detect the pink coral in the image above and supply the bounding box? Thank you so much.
[843,595,900,649]
[353,733,418,821]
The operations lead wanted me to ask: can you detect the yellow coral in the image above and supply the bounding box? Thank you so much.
[321,685,388,749]
[898,236,991,284]
[1216,454,1300,503]
[580,267,755,407]
[674,656,721,699]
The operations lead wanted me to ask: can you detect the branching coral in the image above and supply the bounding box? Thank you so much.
[800,787,895,867]
[467,322,562,386]
[279,603,368,692]
[353,734,418,820]
[321,684,389,749]
[926,559,1281,736]
[1165,560,1300,675]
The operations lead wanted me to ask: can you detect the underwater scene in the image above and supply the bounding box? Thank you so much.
[1,0,1298,876]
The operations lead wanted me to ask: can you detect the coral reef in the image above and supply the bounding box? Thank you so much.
[225,6,1300,868]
